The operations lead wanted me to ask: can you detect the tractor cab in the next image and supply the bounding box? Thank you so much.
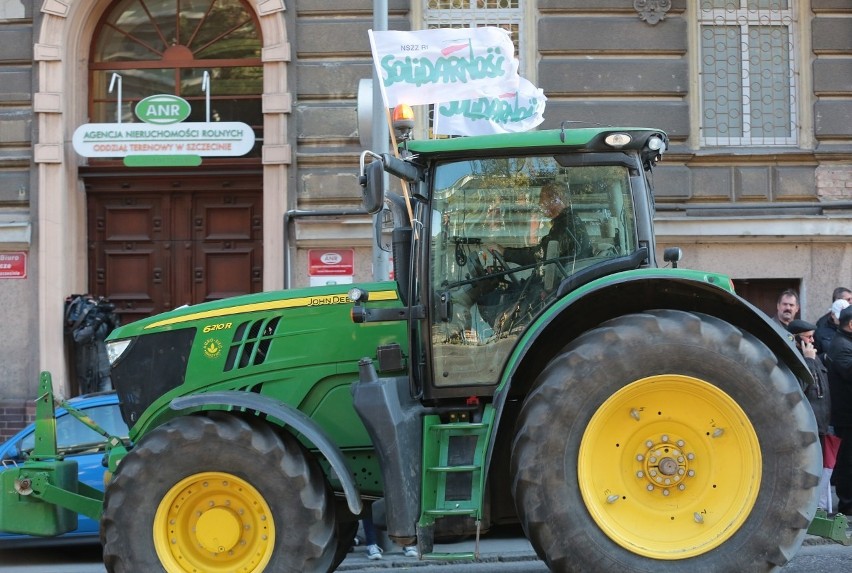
[357,127,668,401]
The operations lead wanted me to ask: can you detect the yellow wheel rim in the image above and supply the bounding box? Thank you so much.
[578,375,761,560]
[153,471,275,573]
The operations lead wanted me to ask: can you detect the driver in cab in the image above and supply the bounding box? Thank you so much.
[492,181,593,267]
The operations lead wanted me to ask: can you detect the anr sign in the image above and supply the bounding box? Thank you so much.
[308,249,354,287]
[71,93,255,166]
[136,94,192,124]
[72,123,255,158]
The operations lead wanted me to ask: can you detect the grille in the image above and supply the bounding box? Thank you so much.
[224,316,281,371]
[112,328,195,427]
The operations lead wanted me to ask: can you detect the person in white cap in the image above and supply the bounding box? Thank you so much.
[816,286,852,331]
[815,297,850,358]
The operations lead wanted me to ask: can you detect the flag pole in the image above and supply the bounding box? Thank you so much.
[383,107,418,239]
[369,8,390,281]
[368,29,418,238]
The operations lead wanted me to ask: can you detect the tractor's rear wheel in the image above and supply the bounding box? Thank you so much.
[329,519,359,572]
[102,412,337,573]
[511,310,821,573]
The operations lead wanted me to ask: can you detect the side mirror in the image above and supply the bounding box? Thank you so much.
[359,159,386,215]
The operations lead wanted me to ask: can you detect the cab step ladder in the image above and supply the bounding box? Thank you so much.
[416,405,494,561]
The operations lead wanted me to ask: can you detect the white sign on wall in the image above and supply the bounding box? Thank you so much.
[72,122,255,158]
[71,89,255,166]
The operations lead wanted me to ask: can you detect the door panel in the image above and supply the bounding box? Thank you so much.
[90,194,171,323]
[198,247,260,301]
[87,177,262,323]
[100,247,168,322]
[192,194,263,302]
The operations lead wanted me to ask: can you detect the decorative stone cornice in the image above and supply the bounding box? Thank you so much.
[263,43,291,62]
[262,144,292,164]
[634,0,671,25]
[262,93,292,114]
[0,220,31,247]
[34,144,63,164]
[256,0,286,16]
[34,44,63,61]
[33,92,62,113]
[41,0,70,18]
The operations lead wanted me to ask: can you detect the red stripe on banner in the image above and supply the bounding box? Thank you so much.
[441,43,468,56]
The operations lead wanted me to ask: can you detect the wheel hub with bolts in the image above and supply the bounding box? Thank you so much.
[636,435,695,494]
[154,471,274,572]
[578,374,762,559]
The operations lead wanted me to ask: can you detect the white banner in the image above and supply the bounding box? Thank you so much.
[369,27,519,108]
[433,77,547,136]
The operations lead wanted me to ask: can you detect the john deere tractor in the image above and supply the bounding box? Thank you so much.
[1,124,825,572]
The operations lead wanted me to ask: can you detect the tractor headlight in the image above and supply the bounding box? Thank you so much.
[604,133,632,148]
[106,339,132,366]
[348,287,370,303]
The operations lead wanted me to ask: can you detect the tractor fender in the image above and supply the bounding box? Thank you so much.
[169,391,363,516]
[485,270,810,478]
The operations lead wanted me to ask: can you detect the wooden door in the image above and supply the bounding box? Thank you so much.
[732,278,801,321]
[87,177,262,324]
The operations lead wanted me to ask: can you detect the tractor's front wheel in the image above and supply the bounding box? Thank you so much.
[102,412,337,573]
[511,310,821,573]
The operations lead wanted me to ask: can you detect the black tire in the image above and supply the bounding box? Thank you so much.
[328,519,358,572]
[102,412,337,573]
[510,310,821,573]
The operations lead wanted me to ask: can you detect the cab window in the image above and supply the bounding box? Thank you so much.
[429,158,636,387]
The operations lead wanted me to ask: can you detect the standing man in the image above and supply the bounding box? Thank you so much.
[787,319,831,434]
[815,286,852,331]
[788,319,833,511]
[825,305,852,515]
[772,288,800,328]
[815,298,850,357]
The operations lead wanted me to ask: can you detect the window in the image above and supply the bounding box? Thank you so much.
[699,1,798,146]
[429,158,637,386]
[423,2,525,136]
[424,0,524,73]
[90,0,263,156]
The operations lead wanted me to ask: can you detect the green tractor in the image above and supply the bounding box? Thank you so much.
[1,124,829,572]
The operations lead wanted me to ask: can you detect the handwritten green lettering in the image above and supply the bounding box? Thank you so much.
[381,47,507,88]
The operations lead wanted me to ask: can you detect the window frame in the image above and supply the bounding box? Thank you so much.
[423,1,525,76]
[698,1,798,147]
[87,0,263,156]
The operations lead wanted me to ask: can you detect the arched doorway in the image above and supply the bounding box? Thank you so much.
[35,0,291,393]
[84,0,264,322]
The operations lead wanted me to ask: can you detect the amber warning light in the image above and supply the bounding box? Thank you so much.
[392,105,415,140]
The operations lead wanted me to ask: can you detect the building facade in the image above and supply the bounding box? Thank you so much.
[0,0,850,437]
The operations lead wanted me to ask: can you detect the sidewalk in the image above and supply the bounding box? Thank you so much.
[336,530,846,571]
[338,533,537,570]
